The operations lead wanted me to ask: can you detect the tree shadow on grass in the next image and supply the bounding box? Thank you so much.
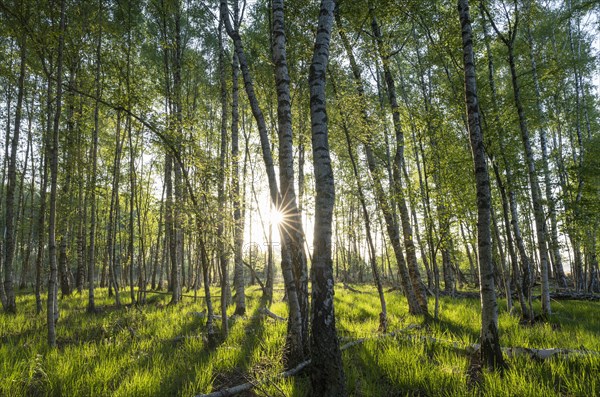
[428,316,479,344]
[343,341,425,397]
[127,297,273,396]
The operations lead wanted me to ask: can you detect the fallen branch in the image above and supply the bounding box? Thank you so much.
[259,307,286,321]
[501,346,600,359]
[343,283,365,293]
[139,290,219,300]
[190,311,223,320]
[439,290,480,299]
[545,292,600,302]
[168,334,205,343]
[195,324,420,397]
[242,260,266,294]
[401,334,600,360]
[194,359,311,397]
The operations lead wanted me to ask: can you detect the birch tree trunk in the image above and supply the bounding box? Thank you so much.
[458,0,504,369]
[230,0,245,317]
[309,0,346,394]
[335,10,422,315]
[479,2,531,320]
[524,9,567,289]
[48,0,66,347]
[271,0,310,352]
[370,11,428,312]
[87,0,102,312]
[218,18,229,336]
[331,75,387,333]
[170,1,183,305]
[484,4,551,317]
[35,69,53,314]
[221,0,307,365]
[107,113,123,306]
[58,79,74,297]
[2,34,26,314]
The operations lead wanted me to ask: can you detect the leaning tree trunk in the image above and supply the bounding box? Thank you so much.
[484,4,551,317]
[309,0,346,395]
[370,9,428,313]
[335,10,422,315]
[220,0,307,365]
[331,75,387,332]
[492,161,531,319]
[479,2,531,320]
[525,16,567,289]
[459,0,505,370]
[507,33,551,318]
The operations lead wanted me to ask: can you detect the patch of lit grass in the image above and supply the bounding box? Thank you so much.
[1,285,599,396]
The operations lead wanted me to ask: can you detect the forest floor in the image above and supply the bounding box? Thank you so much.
[1,285,599,396]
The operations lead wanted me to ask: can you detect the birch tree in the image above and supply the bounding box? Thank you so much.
[458,0,504,369]
[309,0,346,394]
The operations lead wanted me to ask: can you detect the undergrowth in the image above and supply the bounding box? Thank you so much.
[0,285,598,396]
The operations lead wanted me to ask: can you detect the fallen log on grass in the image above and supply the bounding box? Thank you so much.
[194,360,311,397]
[407,334,600,360]
[190,308,286,323]
[499,346,599,360]
[545,292,600,302]
[343,283,366,293]
[190,311,224,320]
[139,290,214,299]
[258,307,286,322]
[242,260,266,294]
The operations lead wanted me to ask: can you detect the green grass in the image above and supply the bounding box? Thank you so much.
[1,285,599,396]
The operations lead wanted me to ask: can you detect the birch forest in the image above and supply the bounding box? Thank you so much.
[1,0,599,396]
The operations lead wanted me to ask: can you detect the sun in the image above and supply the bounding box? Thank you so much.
[270,208,285,226]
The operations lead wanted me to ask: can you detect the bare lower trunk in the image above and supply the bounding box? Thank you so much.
[335,9,422,315]
[221,0,306,364]
[371,10,428,313]
[200,235,215,341]
[459,0,504,369]
[3,35,26,313]
[271,0,309,354]
[332,75,387,332]
[218,18,229,336]
[48,0,66,347]
[309,1,346,394]
[231,2,245,316]
[525,17,567,289]
[484,2,551,317]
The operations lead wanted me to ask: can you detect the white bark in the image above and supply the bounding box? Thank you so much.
[309,0,346,394]
[458,0,504,369]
